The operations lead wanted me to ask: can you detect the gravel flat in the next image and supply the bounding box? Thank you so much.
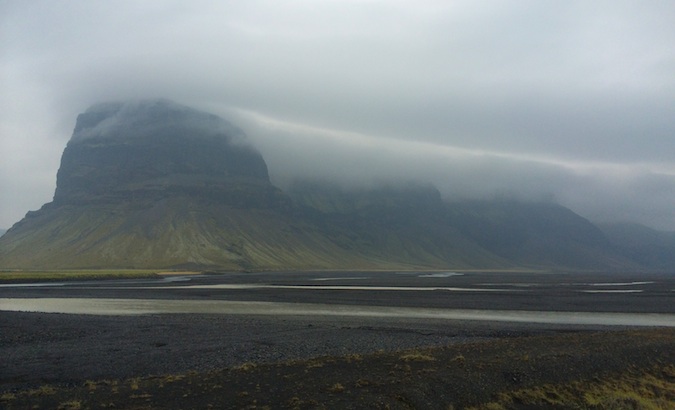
[1,310,621,391]
[1,270,673,402]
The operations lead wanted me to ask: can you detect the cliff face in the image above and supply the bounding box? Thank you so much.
[53,99,277,208]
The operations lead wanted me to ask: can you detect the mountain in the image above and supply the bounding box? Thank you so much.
[598,223,675,271]
[443,200,637,270]
[0,100,376,270]
[0,99,659,271]
[0,229,6,238]
[289,182,510,268]
[53,99,280,208]
[0,100,457,270]
[289,182,638,271]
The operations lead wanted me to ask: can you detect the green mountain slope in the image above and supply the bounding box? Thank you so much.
[0,197,423,270]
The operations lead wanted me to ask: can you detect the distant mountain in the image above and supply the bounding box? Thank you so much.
[289,182,638,271]
[598,223,675,271]
[289,182,509,269]
[443,200,638,270]
[0,99,662,271]
[0,229,6,238]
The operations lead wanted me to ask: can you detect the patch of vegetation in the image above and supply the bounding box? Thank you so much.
[471,365,675,410]
[327,382,345,393]
[27,386,57,396]
[129,377,141,391]
[161,374,185,383]
[0,392,16,401]
[0,269,161,282]
[344,353,363,362]
[56,400,81,410]
[234,362,257,371]
[400,351,436,362]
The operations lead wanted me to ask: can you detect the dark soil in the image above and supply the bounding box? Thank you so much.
[1,311,673,409]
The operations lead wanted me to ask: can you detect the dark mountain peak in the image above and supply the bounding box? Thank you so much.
[71,98,244,143]
[54,100,274,205]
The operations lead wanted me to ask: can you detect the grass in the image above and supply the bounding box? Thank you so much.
[327,383,345,393]
[0,392,16,401]
[129,377,141,391]
[26,386,57,396]
[470,365,675,410]
[399,351,436,362]
[234,362,257,371]
[0,269,164,282]
[56,400,81,410]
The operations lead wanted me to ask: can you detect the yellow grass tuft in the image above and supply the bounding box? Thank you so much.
[400,351,436,362]
[27,385,57,396]
[57,400,82,410]
[129,377,141,391]
[472,366,675,410]
[234,362,257,371]
[0,392,16,401]
[328,382,345,393]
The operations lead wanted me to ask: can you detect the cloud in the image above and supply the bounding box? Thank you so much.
[227,108,675,230]
[1,0,674,230]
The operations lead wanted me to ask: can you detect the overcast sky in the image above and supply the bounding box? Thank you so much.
[1,0,674,230]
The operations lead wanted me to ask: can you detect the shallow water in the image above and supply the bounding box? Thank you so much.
[1,297,674,327]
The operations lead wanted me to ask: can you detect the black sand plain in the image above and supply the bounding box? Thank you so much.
[1,270,674,409]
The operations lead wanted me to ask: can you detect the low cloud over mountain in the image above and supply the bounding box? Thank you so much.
[1,101,668,271]
[1,2,674,232]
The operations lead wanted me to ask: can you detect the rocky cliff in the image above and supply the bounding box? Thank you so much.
[53,99,283,208]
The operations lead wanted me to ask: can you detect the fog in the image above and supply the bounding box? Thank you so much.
[1,1,674,229]
[70,99,246,143]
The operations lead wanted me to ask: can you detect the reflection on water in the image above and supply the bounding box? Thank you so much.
[589,281,654,286]
[581,290,643,294]
[418,272,463,278]
[0,275,196,288]
[1,298,674,327]
[139,284,518,292]
[0,283,66,288]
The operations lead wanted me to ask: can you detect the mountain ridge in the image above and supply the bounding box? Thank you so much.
[598,222,675,271]
[0,100,669,271]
